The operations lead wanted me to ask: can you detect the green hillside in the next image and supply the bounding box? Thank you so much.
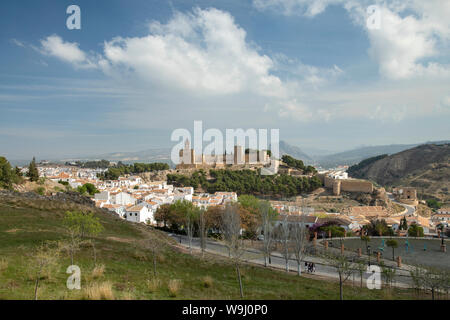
[0,192,416,300]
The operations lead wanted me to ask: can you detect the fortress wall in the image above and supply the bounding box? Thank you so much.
[340,179,373,193]
[324,176,335,188]
[332,180,341,196]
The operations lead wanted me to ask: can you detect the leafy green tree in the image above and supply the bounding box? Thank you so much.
[63,211,104,264]
[386,239,398,261]
[426,199,442,210]
[0,156,14,189]
[83,183,99,195]
[27,157,39,182]
[399,216,408,230]
[408,224,424,237]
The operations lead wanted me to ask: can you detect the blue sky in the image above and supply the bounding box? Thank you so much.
[0,0,449,159]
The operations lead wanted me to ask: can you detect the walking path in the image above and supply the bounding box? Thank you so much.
[168,233,414,289]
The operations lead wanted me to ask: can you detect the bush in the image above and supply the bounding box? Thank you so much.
[201,276,213,288]
[91,264,105,279]
[147,278,161,293]
[0,258,8,273]
[408,224,424,237]
[35,187,45,196]
[168,279,182,297]
[81,282,114,300]
[426,199,442,210]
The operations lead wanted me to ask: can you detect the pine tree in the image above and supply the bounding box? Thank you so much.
[27,157,39,182]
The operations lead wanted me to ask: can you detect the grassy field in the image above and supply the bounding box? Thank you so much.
[0,194,423,300]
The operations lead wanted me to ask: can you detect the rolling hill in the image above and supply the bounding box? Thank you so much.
[347,144,450,202]
[0,191,411,300]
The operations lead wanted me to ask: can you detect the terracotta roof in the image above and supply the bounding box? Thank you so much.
[126,205,145,212]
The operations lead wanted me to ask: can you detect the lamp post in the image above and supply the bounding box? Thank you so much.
[368,245,371,266]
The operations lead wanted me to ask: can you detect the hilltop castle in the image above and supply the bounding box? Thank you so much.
[176,139,270,169]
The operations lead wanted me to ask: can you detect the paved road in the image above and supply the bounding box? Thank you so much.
[168,233,414,289]
[387,192,416,216]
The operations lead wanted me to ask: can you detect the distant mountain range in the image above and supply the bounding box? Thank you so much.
[277,140,312,161]
[315,140,450,168]
[23,139,449,169]
[347,143,450,202]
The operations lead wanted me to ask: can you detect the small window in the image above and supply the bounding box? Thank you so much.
[135,213,138,216]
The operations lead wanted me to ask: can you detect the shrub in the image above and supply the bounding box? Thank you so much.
[121,291,134,300]
[35,187,45,196]
[168,279,182,297]
[201,276,213,288]
[0,258,8,273]
[147,278,161,293]
[91,264,105,279]
[81,282,114,300]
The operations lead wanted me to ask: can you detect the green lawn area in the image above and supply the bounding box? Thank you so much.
[0,196,422,300]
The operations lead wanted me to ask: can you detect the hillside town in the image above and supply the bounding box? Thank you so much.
[27,160,447,239]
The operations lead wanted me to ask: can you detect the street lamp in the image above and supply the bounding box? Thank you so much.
[368,245,371,266]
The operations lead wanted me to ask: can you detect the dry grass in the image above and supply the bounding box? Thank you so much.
[0,258,8,273]
[147,278,161,293]
[120,291,135,300]
[81,282,115,300]
[201,276,213,288]
[168,279,182,297]
[91,264,105,279]
[157,253,166,263]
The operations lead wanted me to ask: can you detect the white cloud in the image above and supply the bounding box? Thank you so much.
[31,6,449,125]
[254,0,450,79]
[39,35,97,69]
[10,38,25,47]
[253,0,346,17]
[100,8,285,97]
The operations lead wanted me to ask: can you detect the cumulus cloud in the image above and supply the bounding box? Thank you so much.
[254,0,450,79]
[99,8,286,97]
[30,6,449,125]
[39,35,97,69]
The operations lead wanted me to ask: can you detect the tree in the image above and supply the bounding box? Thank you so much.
[32,242,60,300]
[147,234,164,278]
[426,199,442,210]
[154,204,172,228]
[380,262,396,290]
[355,259,367,288]
[386,239,398,261]
[275,214,292,273]
[198,208,207,258]
[322,251,355,300]
[258,200,277,267]
[185,204,199,253]
[220,203,245,298]
[84,183,99,195]
[399,216,408,230]
[63,211,104,265]
[292,216,308,276]
[291,199,310,275]
[360,235,371,254]
[0,156,14,189]
[408,223,424,237]
[411,265,448,300]
[238,195,260,238]
[27,157,39,182]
